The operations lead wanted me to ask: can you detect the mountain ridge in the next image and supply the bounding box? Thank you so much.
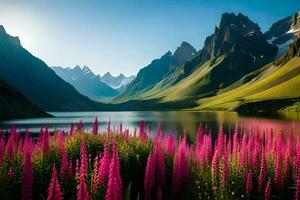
[52,65,119,102]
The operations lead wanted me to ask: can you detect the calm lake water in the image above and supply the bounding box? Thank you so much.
[1,111,300,139]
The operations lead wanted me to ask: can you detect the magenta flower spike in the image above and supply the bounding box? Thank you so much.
[232,128,239,164]
[264,178,271,200]
[21,152,33,200]
[77,120,83,132]
[68,160,74,179]
[258,151,266,192]
[144,151,155,200]
[171,141,189,199]
[80,140,88,177]
[93,117,98,135]
[246,171,253,193]
[105,140,122,200]
[77,168,89,200]
[99,142,110,184]
[212,150,219,180]
[222,153,228,188]
[156,145,165,186]
[0,137,5,164]
[92,155,100,192]
[274,151,282,189]
[47,165,63,200]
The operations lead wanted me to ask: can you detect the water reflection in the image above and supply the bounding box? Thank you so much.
[0,111,300,139]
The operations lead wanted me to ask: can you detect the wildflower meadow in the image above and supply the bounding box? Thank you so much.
[0,118,299,200]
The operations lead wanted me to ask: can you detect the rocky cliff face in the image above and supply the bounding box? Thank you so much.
[184,13,277,76]
[265,10,300,56]
[171,41,196,67]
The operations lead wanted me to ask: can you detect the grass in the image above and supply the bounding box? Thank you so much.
[196,57,300,110]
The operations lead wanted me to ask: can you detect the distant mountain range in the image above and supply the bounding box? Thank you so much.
[100,72,135,91]
[52,66,134,102]
[0,25,106,113]
[1,10,300,118]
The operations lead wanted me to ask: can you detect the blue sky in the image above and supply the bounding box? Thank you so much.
[0,0,299,76]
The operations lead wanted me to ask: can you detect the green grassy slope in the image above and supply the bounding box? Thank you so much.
[195,57,300,111]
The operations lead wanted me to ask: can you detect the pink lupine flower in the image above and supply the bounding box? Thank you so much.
[246,171,253,193]
[240,134,248,168]
[77,167,89,200]
[164,132,176,157]
[274,152,282,189]
[6,133,15,157]
[264,178,271,200]
[172,141,189,199]
[93,117,98,135]
[68,160,74,179]
[21,152,33,200]
[258,151,266,192]
[0,137,6,164]
[92,155,100,191]
[80,140,88,177]
[60,148,68,177]
[212,150,219,181]
[105,140,122,200]
[232,127,239,164]
[155,145,165,186]
[221,153,228,188]
[57,131,65,152]
[144,151,155,200]
[47,165,63,200]
[77,120,83,132]
[99,142,110,184]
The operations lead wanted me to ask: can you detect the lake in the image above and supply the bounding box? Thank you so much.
[1,111,300,139]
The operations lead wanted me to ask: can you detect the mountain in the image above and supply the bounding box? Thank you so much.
[0,25,105,111]
[100,72,135,91]
[171,41,197,68]
[196,35,300,112]
[265,10,300,56]
[52,66,118,102]
[0,79,50,119]
[118,12,277,107]
[116,41,196,101]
